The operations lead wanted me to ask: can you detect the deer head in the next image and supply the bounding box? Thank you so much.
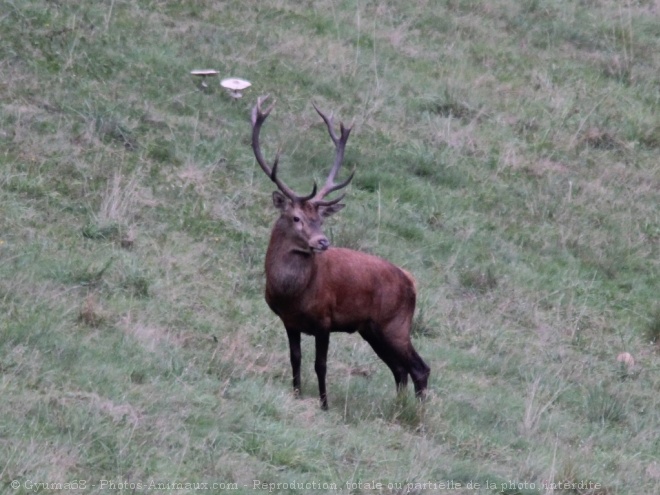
[251,95,354,253]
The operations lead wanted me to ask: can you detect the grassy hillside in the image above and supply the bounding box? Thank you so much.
[1,1,658,493]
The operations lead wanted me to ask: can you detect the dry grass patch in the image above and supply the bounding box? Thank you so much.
[210,332,285,379]
[119,313,176,353]
[58,391,142,426]
[98,171,155,225]
[0,440,80,485]
[578,127,630,151]
[77,293,107,328]
[523,158,570,178]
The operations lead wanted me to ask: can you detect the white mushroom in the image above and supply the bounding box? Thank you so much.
[616,352,635,367]
[190,69,219,88]
[220,77,251,99]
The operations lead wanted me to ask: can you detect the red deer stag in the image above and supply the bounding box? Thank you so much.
[251,95,430,410]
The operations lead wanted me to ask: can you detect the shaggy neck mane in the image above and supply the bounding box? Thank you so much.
[265,221,316,298]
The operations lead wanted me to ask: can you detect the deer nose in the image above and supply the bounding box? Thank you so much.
[316,238,330,251]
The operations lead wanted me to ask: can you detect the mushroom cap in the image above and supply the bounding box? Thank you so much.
[616,352,635,367]
[221,77,252,90]
[190,69,220,77]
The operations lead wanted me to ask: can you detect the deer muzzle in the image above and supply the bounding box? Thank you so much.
[310,236,330,252]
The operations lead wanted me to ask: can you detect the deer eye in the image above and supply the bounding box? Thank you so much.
[293,216,301,223]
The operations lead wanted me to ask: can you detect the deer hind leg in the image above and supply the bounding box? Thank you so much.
[315,332,330,410]
[359,324,409,390]
[285,327,302,397]
[408,348,430,399]
[381,315,430,400]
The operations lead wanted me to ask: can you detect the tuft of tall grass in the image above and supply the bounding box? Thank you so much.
[646,307,660,345]
[585,386,625,425]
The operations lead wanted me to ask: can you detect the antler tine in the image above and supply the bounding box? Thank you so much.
[251,95,301,201]
[315,192,346,208]
[312,102,355,201]
[251,95,276,126]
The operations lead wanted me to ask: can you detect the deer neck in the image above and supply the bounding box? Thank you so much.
[265,222,317,298]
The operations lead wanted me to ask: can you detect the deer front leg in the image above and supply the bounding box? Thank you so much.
[315,332,330,410]
[285,327,302,398]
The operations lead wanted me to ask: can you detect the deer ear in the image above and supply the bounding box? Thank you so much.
[319,203,345,218]
[272,191,288,211]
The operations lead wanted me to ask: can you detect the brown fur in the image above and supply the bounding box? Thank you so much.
[264,199,430,409]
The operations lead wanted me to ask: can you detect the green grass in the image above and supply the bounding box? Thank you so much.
[1,0,659,494]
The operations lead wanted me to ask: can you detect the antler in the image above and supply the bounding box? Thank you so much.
[251,95,317,202]
[251,96,354,205]
[311,103,355,206]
